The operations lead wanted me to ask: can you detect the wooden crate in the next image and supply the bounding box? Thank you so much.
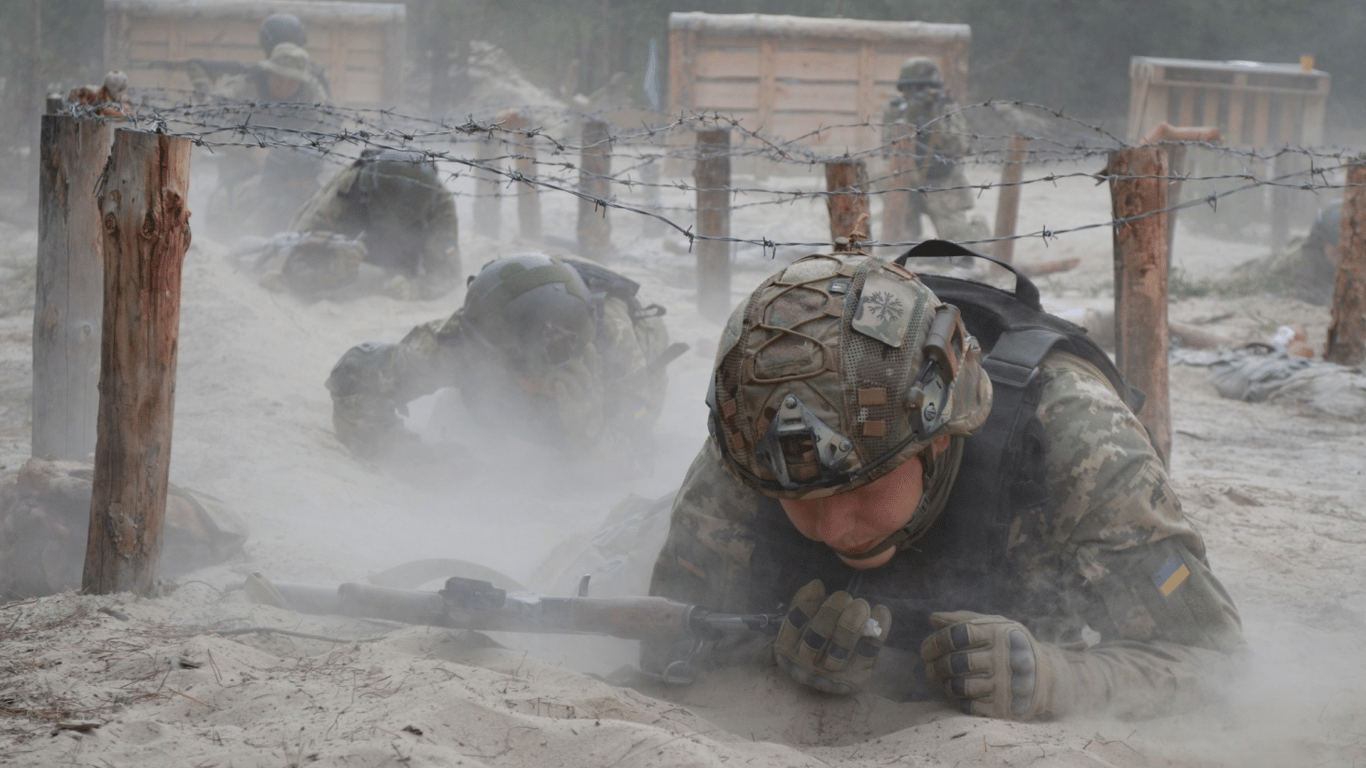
[1128,56,1330,146]
[104,0,406,109]
[668,12,971,159]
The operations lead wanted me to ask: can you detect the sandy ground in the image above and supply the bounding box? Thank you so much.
[0,152,1364,767]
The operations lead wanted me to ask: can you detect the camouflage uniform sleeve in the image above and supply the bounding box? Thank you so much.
[327,312,467,458]
[1027,350,1245,718]
[209,73,255,102]
[290,165,359,234]
[642,442,769,673]
[924,97,970,159]
[594,298,669,447]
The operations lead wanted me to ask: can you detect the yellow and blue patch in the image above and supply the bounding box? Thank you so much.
[1152,554,1191,597]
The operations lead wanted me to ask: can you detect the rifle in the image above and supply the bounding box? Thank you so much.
[255,575,782,685]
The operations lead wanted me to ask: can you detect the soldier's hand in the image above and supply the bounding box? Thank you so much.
[922,611,1071,721]
[774,580,891,695]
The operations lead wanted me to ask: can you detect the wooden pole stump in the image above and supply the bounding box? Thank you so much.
[501,110,542,243]
[1325,159,1366,365]
[1108,146,1172,469]
[577,119,612,260]
[694,128,731,321]
[34,114,114,460]
[824,157,870,251]
[881,122,915,248]
[473,129,501,240]
[991,136,1027,264]
[83,129,192,596]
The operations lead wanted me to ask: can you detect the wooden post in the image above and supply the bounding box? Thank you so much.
[694,128,731,321]
[641,131,664,239]
[824,157,870,251]
[1165,144,1186,266]
[34,114,114,460]
[991,136,1027,264]
[501,110,542,243]
[1325,159,1366,365]
[82,129,192,596]
[576,119,612,260]
[1109,146,1172,469]
[881,121,915,247]
[1268,152,1294,254]
[473,130,501,241]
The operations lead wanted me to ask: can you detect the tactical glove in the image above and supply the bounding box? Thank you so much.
[774,580,892,695]
[922,611,1086,721]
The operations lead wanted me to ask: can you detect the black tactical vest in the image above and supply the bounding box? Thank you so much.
[746,241,1143,655]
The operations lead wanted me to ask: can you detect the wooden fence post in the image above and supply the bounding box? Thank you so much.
[881,122,915,247]
[991,136,1027,264]
[641,131,664,239]
[694,128,731,321]
[1325,159,1366,365]
[577,118,612,260]
[824,157,869,250]
[33,114,113,460]
[473,128,501,240]
[501,110,542,243]
[1108,146,1172,469]
[82,129,192,596]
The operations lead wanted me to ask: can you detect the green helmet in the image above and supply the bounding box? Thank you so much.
[355,149,444,223]
[897,57,943,91]
[463,254,596,376]
[708,252,992,504]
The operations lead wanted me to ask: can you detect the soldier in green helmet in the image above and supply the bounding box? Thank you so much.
[326,253,676,467]
[259,148,462,300]
[644,242,1244,720]
[882,58,988,243]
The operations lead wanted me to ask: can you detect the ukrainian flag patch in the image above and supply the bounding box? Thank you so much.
[1152,554,1191,597]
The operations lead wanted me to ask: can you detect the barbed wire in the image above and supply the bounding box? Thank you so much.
[61,90,1365,253]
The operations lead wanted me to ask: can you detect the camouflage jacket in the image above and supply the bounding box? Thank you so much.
[329,292,669,460]
[289,163,461,292]
[881,89,971,185]
[648,350,1244,718]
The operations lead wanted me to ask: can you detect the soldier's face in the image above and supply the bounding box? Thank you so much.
[267,73,302,100]
[779,434,949,569]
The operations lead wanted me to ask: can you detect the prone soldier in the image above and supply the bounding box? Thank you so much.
[645,242,1244,720]
[326,253,676,468]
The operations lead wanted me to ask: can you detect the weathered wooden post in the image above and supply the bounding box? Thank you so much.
[501,110,542,243]
[33,113,114,460]
[1325,158,1366,365]
[1109,146,1172,469]
[824,157,870,251]
[1137,123,1222,266]
[641,132,665,239]
[577,118,612,260]
[82,129,192,596]
[991,136,1027,264]
[881,121,916,247]
[473,127,502,240]
[694,128,731,321]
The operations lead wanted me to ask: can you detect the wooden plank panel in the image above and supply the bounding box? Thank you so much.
[1277,93,1302,143]
[858,43,876,122]
[1177,86,1196,125]
[668,28,695,112]
[1141,84,1170,141]
[1225,74,1248,144]
[695,48,762,79]
[1201,87,1220,128]
[1251,91,1271,146]
[768,113,878,150]
[771,49,861,81]
[758,39,776,127]
[772,81,860,112]
[695,79,761,110]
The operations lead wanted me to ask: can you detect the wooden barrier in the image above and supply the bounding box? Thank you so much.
[576,119,611,260]
[825,158,870,250]
[1137,123,1223,265]
[990,136,1027,264]
[83,129,192,596]
[1326,160,1366,365]
[1108,146,1172,469]
[34,115,114,461]
[694,129,732,321]
[881,121,916,246]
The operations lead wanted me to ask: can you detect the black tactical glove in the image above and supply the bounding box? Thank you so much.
[774,580,892,695]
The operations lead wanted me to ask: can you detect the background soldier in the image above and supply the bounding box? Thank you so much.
[645,245,1243,720]
[882,58,988,243]
[326,253,678,468]
[271,148,462,300]
[188,13,331,101]
[1225,201,1342,305]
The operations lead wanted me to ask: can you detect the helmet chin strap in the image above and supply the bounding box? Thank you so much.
[831,436,964,562]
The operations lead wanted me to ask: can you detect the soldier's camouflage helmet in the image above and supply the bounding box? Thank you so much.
[463,254,596,376]
[355,149,445,223]
[897,57,943,91]
[708,252,992,500]
[260,13,307,56]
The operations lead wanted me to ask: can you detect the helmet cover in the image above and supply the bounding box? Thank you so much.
[897,57,943,91]
[463,254,595,376]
